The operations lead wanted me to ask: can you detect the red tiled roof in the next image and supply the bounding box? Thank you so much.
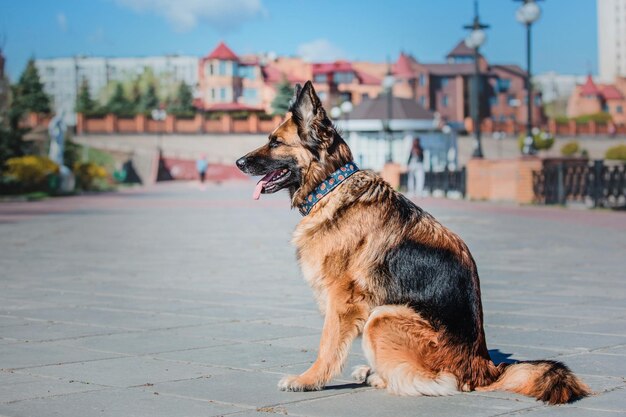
[355,69,381,85]
[206,41,238,61]
[601,85,624,100]
[312,60,353,75]
[262,65,306,84]
[447,40,475,57]
[580,75,601,96]
[203,102,263,112]
[394,52,416,78]
[491,64,527,78]
[422,63,476,76]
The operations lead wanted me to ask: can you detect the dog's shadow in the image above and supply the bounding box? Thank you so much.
[489,349,517,365]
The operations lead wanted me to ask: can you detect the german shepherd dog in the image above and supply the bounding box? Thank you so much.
[236,81,590,404]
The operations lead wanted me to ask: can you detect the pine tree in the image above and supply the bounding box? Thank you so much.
[167,82,194,116]
[75,78,96,115]
[106,82,134,116]
[138,84,159,114]
[271,80,294,116]
[11,58,51,125]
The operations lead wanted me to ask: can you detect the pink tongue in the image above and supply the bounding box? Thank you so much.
[252,171,276,200]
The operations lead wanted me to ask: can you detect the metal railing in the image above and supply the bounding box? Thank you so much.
[533,160,626,208]
[401,167,466,198]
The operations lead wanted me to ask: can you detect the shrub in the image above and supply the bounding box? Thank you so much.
[574,112,612,124]
[518,131,555,152]
[4,155,59,189]
[605,144,626,161]
[73,162,109,191]
[560,141,580,157]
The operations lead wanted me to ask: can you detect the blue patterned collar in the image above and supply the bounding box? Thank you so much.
[298,162,359,216]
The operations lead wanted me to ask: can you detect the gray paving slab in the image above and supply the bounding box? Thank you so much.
[151,368,368,409]
[21,356,222,388]
[155,342,315,370]
[0,388,242,417]
[0,342,123,370]
[1,182,625,416]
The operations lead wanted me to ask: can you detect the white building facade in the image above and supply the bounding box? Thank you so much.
[598,0,626,82]
[35,55,198,126]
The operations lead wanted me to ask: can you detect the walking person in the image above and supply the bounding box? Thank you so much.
[407,137,425,197]
[196,153,208,184]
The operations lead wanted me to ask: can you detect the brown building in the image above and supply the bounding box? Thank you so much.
[392,41,542,130]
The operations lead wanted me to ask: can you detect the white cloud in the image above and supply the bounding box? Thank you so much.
[114,0,266,32]
[57,12,68,32]
[297,39,345,62]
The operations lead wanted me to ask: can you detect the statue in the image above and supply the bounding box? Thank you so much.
[48,111,66,165]
[48,111,75,192]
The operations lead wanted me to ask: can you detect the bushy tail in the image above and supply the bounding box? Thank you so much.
[476,360,591,405]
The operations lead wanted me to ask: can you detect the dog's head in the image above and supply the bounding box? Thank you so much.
[236,81,353,206]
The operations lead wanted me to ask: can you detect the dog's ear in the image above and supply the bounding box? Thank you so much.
[289,81,325,146]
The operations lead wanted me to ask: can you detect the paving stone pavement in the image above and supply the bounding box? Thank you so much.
[1,181,625,417]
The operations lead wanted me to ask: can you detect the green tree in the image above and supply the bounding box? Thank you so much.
[138,84,159,114]
[167,82,194,116]
[75,79,96,115]
[106,82,135,116]
[12,58,51,116]
[271,80,293,116]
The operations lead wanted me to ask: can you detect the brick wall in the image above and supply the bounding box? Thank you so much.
[77,113,284,135]
[467,157,542,204]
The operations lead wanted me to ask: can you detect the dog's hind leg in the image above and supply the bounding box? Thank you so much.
[360,305,459,396]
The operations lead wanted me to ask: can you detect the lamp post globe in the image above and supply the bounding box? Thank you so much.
[330,106,342,120]
[465,28,486,50]
[516,1,541,24]
[340,101,353,114]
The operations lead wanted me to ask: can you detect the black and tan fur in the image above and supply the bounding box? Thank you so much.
[236,81,590,404]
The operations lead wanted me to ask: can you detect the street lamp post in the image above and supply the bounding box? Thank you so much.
[464,0,489,159]
[382,64,395,163]
[340,100,353,138]
[515,0,543,155]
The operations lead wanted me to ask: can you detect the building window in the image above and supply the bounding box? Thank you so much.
[440,77,449,88]
[314,74,327,83]
[219,61,228,76]
[418,74,426,86]
[496,78,511,92]
[508,94,517,106]
[333,71,354,84]
[489,95,498,106]
[419,96,426,107]
[211,88,215,100]
[442,94,449,107]
[220,88,227,101]
[534,96,541,106]
[243,88,258,103]
[239,66,255,80]
[617,105,624,114]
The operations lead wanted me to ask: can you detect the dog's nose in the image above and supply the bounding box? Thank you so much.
[236,157,247,170]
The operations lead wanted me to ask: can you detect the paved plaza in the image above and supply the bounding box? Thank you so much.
[1,181,625,417]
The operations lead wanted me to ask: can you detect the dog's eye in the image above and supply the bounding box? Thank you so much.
[269,140,283,149]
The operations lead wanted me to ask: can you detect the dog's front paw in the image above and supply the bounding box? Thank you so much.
[278,374,324,392]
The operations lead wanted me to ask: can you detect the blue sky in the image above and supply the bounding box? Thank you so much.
[1,0,597,81]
